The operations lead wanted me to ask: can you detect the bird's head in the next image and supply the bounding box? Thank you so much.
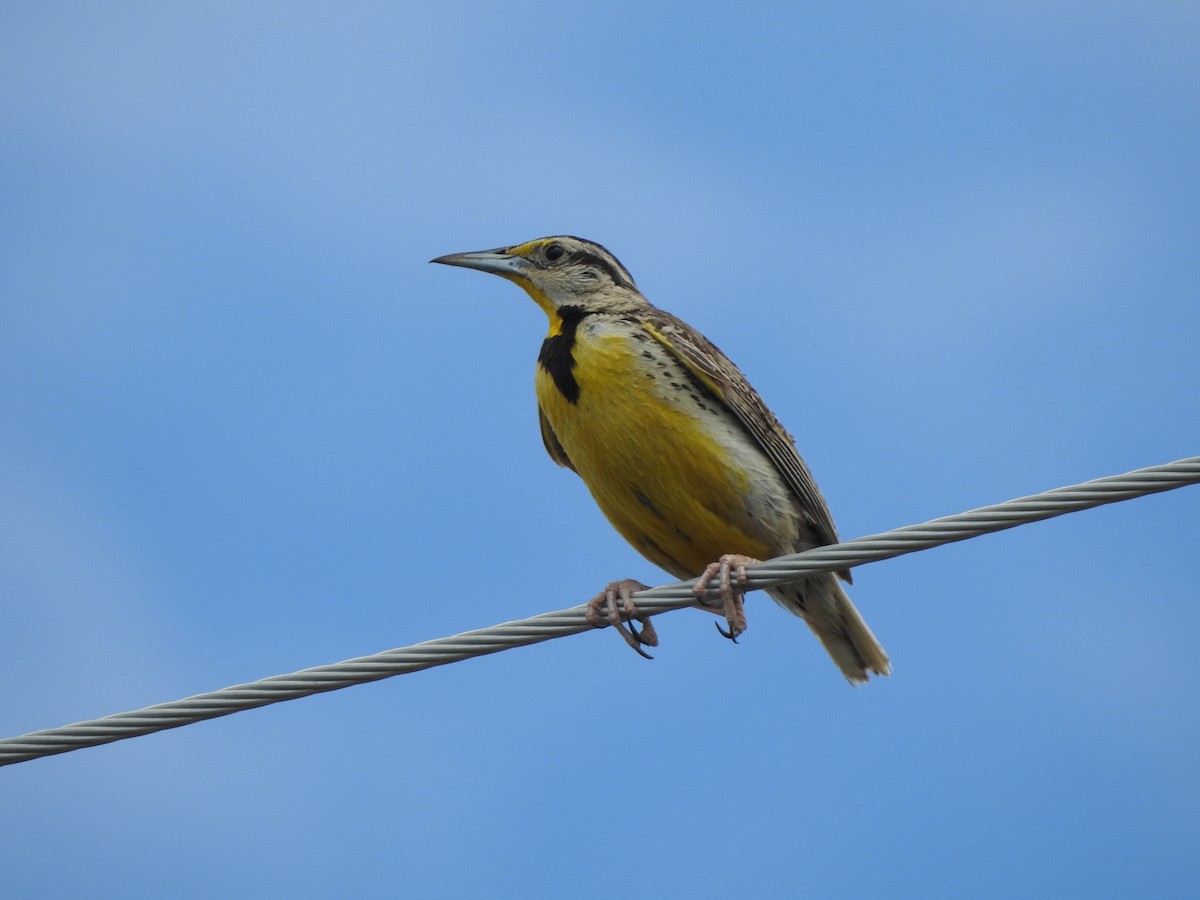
[431,235,641,318]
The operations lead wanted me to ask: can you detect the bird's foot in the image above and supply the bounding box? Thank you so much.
[693,554,757,642]
[586,579,659,659]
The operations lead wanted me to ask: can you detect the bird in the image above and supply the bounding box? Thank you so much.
[431,235,890,682]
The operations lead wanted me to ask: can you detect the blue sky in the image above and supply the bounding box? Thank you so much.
[2,3,1198,897]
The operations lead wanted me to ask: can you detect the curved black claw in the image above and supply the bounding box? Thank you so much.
[693,554,753,645]
[627,617,648,646]
[615,620,655,660]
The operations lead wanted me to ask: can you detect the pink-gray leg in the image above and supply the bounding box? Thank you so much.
[586,579,659,659]
[692,554,756,642]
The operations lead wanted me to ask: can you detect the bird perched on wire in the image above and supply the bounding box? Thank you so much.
[431,236,889,682]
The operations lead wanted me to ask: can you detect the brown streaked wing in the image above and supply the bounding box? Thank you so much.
[639,307,851,582]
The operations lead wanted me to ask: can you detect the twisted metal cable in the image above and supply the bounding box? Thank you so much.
[2,455,1196,767]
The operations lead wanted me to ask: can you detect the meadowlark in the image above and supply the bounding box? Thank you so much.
[432,236,890,682]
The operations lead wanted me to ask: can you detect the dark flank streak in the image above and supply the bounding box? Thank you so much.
[633,487,694,544]
[538,305,590,403]
[640,535,691,577]
[633,489,662,516]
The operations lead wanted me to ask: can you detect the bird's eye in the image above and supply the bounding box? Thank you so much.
[545,242,565,262]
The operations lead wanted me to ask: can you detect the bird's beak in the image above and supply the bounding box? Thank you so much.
[429,247,529,278]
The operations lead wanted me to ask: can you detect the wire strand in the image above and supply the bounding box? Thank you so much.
[2,455,1197,767]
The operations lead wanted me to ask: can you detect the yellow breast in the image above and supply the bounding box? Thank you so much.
[536,321,787,579]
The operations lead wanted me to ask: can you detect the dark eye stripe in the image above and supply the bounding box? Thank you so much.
[567,249,635,289]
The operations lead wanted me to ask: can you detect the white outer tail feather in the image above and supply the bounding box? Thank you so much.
[766,575,891,683]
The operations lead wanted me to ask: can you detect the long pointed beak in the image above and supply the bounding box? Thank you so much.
[429,247,529,278]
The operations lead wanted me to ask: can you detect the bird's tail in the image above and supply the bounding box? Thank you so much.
[766,575,890,683]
